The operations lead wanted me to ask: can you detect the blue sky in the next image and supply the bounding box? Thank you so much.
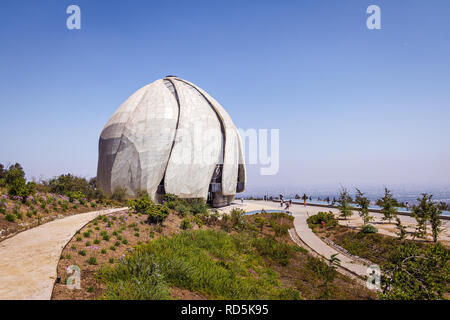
[0,0,449,193]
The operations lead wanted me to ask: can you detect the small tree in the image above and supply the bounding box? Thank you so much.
[381,242,449,300]
[355,188,372,224]
[180,218,191,230]
[5,166,35,201]
[378,187,398,223]
[0,163,5,175]
[255,216,265,231]
[395,218,407,240]
[429,204,442,243]
[337,187,353,219]
[148,204,170,224]
[230,208,245,230]
[413,194,442,242]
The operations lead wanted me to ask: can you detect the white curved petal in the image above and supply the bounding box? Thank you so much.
[164,79,222,199]
[98,80,178,199]
[177,79,246,195]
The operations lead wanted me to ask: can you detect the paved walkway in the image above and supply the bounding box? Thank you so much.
[0,207,127,300]
[219,200,371,279]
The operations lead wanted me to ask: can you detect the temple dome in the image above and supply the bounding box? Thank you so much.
[97,76,246,207]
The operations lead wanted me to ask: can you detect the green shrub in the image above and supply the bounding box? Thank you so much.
[78,250,86,256]
[269,220,289,236]
[0,201,6,215]
[188,199,208,215]
[306,256,337,282]
[175,204,190,217]
[5,166,35,201]
[47,174,96,200]
[193,216,203,228]
[253,237,295,266]
[67,191,85,203]
[147,205,170,224]
[255,216,266,231]
[88,257,98,265]
[307,211,337,229]
[5,213,15,222]
[381,242,449,300]
[230,208,245,230]
[180,218,191,230]
[361,224,378,234]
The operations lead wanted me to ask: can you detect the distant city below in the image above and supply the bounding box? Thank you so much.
[240,184,450,204]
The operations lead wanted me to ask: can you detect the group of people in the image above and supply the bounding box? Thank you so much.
[279,194,292,211]
[248,194,294,211]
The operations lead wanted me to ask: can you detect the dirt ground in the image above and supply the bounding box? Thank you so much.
[52,211,376,300]
[0,193,117,242]
[52,209,206,300]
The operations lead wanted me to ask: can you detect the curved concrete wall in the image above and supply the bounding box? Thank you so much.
[97,76,246,203]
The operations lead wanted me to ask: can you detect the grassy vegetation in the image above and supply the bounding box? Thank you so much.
[97,204,303,300]
[53,194,375,300]
[0,162,127,241]
[307,211,337,230]
[307,212,449,299]
[98,229,302,300]
[329,225,427,265]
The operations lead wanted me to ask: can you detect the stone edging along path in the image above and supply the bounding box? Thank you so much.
[0,207,127,300]
[242,201,373,280]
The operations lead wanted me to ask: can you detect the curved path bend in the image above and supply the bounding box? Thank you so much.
[219,200,370,279]
[0,207,127,300]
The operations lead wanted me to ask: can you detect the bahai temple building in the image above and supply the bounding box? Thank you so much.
[97,76,246,207]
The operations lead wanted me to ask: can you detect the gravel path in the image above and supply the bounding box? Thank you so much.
[0,207,127,300]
